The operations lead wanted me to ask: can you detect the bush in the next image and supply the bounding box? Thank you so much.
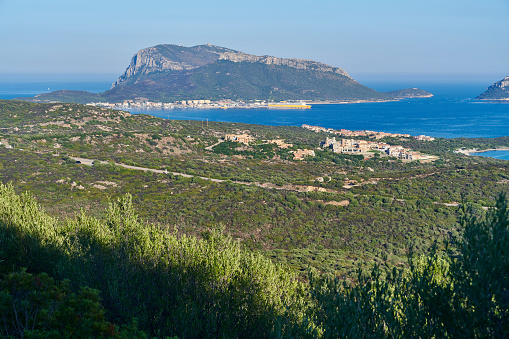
[453,194,509,336]
[306,194,509,338]
[0,183,306,338]
[0,269,146,338]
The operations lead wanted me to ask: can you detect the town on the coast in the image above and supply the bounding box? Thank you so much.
[223,125,435,161]
[303,124,434,160]
[87,99,312,109]
[302,124,435,141]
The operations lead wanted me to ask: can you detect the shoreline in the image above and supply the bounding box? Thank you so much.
[456,147,509,156]
[477,98,509,102]
[11,94,433,107]
[114,96,432,111]
[306,95,433,105]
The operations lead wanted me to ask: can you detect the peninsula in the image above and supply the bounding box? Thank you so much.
[17,44,432,105]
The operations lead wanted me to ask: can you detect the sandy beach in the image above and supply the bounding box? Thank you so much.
[456,146,509,156]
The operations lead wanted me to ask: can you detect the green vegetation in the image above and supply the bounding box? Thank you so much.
[0,184,303,338]
[2,99,509,278]
[2,99,509,336]
[306,194,509,337]
[109,60,387,102]
[2,183,509,337]
[0,269,147,338]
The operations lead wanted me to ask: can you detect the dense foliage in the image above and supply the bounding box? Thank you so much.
[2,99,509,278]
[2,99,509,336]
[2,184,509,337]
[0,184,304,338]
[0,269,147,338]
[305,194,509,337]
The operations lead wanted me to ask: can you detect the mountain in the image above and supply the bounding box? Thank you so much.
[17,44,432,104]
[477,76,509,100]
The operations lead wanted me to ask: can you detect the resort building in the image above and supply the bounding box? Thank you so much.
[224,134,255,144]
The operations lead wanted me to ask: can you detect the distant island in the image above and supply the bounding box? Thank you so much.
[17,44,432,105]
[477,75,509,100]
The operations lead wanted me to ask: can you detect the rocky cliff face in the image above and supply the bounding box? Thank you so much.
[477,76,509,100]
[495,76,509,88]
[112,44,351,88]
[111,44,235,88]
[218,52,351,78]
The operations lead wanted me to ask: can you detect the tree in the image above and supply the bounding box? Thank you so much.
[0,269,147,338]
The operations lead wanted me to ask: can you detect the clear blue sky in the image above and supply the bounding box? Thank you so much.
[0,0,507,83]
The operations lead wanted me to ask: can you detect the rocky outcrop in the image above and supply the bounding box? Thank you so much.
[218,52,351,78]
[477,76,509,100]
[112,44,351,88]
[111,45,228,88]
[492,76,509,89]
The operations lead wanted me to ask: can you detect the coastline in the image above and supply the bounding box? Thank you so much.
[103,95,434,110]
[306,95,433,105]
[476,98,509,102]
[11,93,434,107]
[456,146,509,156]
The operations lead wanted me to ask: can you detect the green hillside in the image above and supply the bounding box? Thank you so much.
[477,86,509,100]
[2,99,509,336]
[107,60,383,102]
[2,99,509,276]
[2,175,509,337]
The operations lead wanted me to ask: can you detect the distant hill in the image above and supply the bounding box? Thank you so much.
[477,76,509,100]
[17,44,432,104]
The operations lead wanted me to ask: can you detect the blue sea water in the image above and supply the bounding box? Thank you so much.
[0,79,113,100]
[472,150,509,160]
[130,82,509,140]
[1,78,509,144]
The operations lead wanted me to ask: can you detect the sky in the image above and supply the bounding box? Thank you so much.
[0,0,508,83]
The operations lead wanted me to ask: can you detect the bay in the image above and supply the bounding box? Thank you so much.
[472,150,509,160]
[0,75,114,100]
[129,82,509,139]
[1,79,509,139]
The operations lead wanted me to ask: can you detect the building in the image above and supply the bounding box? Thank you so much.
[267,139,293,149]
[293,149,315,160]
[225,134,255,144]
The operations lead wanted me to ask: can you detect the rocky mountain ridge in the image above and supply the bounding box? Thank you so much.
[111,44,233,88]
[112,44,351,89]
[218,51,351,77]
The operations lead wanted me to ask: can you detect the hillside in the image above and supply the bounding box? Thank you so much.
[2,99,509,337]
[2,98,509,278]
[477,75,509,100]
[17,44,432,104]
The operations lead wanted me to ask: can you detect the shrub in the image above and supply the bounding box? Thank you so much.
[0,269,146,338]
[307,194,509,338]
[0,183,307,338]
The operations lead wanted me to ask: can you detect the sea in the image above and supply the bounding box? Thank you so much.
[1,76,509,159]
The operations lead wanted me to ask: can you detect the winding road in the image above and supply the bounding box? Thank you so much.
[69,156,325,192]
